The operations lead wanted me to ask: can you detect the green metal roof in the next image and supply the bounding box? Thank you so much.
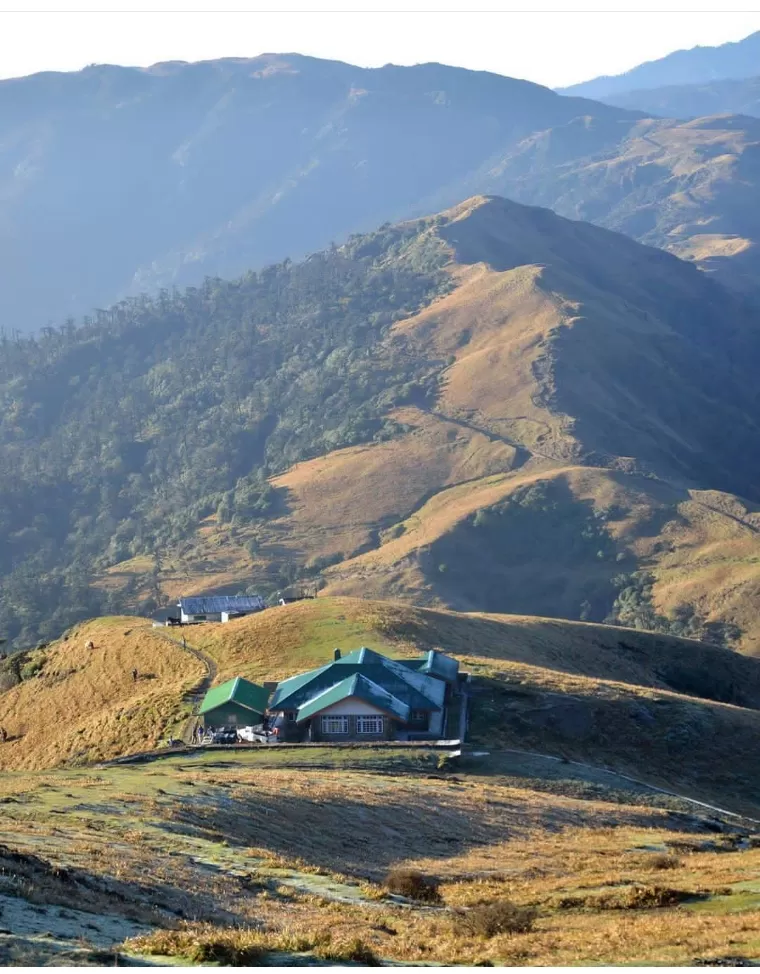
[199,677,269,716]
[420,650,459,682]
[295,674,410,724]
[269,662,333,708]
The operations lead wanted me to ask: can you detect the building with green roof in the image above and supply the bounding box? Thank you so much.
[198,677,269,728]
[268,646,459,742]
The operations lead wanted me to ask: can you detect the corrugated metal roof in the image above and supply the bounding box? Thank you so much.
[295,674,410,723]
[179,595,266,615]
[199,677,270,716]
[270,649,445,714]
[269,662,333,708]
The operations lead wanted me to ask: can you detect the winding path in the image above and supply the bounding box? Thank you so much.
[146,626,218,742]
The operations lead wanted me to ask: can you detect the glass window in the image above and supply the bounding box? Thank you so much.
[321,715,349,735]
[357,715,384,735]
[410,710,427,722]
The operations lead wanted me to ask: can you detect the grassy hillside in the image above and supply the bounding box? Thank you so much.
[6,596,760,817]
[7,746,760,966]
[113,196,760,652]
[0,617,202,770]
[5,597,760,966]
[3,195,760,651]
[5,54,760,336]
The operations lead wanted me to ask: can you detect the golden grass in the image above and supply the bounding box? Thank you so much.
[88,194,760,658]
[6,743,760,967]
[0,617,204,771]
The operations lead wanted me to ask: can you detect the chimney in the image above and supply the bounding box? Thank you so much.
[334,647,341,661]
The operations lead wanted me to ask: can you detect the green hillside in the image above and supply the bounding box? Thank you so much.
[2,196,760,653]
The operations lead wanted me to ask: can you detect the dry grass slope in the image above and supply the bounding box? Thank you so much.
[0,617,203,771]
[96,196,760,656]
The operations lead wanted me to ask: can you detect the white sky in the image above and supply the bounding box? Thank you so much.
[1,0,759,88]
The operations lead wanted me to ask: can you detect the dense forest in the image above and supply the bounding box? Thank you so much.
[0,217,453,649]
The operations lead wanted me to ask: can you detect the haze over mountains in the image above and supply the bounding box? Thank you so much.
[560,30,760,99]
[4,52,760,333]
[1,34,760,657]
[597,76,760,121]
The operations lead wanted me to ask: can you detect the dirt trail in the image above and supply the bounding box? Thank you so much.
[144,627,218,742]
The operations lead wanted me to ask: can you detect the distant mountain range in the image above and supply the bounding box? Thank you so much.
[4,54,760,333]
[596,75,760,120]
[560,30,760,99]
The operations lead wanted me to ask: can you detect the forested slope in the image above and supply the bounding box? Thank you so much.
[2,196,760,652]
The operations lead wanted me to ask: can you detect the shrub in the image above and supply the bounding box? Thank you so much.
[384,867,442,903]
[454,900,537,938]
[20,655,45,680]
[650,853,682,871]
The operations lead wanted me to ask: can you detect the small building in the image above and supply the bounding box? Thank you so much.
[178,595,266,624]
[198,676,270,728]
[268,646,459,743]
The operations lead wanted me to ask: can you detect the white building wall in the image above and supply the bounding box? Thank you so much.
[428,709,444,736]
[315,696,388,717]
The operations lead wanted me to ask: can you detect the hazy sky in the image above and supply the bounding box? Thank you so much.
[1,0,760,88]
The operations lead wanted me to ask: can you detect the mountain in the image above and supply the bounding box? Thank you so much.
[5,55,760,333]
[596,75,760,120]
[560,30,760,99]
[2,196,760,653]
[0,56,637,333]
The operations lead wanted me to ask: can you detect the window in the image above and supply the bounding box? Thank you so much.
[321,715,349,735]
[286,711,296,722]
[410,710,428,723]
[357,715,384,735]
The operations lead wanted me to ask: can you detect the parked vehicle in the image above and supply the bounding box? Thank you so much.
[209,727,238,744]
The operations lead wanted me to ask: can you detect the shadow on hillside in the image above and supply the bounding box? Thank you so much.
[0,841,238,929]
[157,785,679,879]
[378,607,760,712]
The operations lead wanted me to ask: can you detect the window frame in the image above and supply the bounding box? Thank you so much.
[357,715,384,735]
[321,715,349,735]
[410,709,428,723]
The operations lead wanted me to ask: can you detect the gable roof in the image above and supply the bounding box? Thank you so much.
[270,647,446,716]
[269,662,334,708]
[199,677,269,716]
[295,674,410,724]
[179,595,266,615]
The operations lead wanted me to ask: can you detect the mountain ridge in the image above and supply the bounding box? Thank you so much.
[2,195,759,653]
[593,74,760,120]
[560,30,760,99]
[6,54,760,333]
